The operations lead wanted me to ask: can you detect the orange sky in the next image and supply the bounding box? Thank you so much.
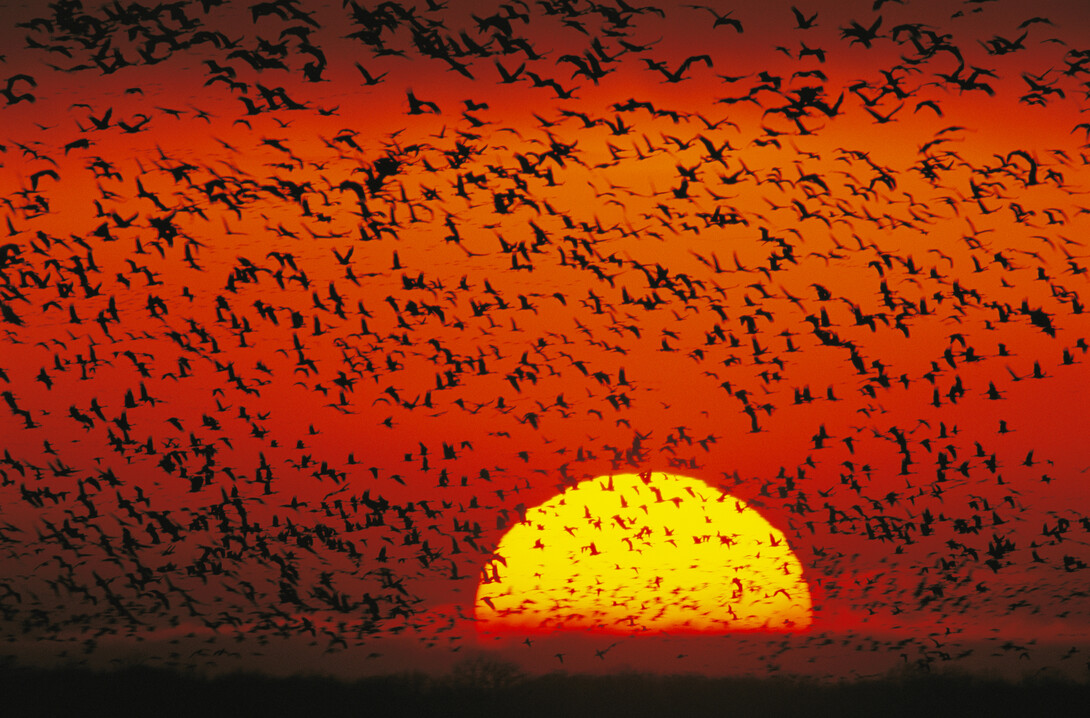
[1,0,1089,680]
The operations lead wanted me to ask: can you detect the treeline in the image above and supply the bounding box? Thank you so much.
[1,660,1087,717]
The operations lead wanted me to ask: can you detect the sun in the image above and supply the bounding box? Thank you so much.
[475,472,812,635]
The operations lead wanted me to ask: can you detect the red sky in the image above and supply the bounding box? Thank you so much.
[1,0,1089,680]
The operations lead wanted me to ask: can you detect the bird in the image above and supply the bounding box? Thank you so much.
[1,73,36,104]
[354,63,387,85]
[791,6,818,29]
[686,5,744,32]
[406,89,440,115]
[644,55,714,83]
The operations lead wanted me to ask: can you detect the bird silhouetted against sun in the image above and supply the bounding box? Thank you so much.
[476,473,812,635]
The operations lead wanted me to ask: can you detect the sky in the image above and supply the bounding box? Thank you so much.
[1,0,1089,681]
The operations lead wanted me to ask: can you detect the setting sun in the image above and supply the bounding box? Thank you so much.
[476,473,812,635]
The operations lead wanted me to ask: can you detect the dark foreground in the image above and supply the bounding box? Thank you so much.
[1,662,1087,718]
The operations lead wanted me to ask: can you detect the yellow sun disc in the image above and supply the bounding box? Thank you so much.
[476,472,812,635]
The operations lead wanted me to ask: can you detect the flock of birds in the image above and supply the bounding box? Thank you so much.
[1,0,1090,678]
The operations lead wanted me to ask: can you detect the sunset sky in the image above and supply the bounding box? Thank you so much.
[1,0,1089,681]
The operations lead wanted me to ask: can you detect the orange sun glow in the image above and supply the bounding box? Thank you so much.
[475,472,812,635]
